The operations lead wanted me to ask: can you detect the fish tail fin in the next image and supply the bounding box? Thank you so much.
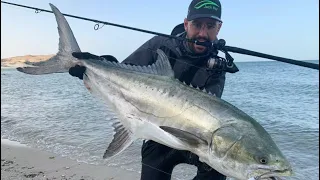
[17,3,81,75]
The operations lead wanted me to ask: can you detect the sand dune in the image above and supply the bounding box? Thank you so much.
[1,54,54,68]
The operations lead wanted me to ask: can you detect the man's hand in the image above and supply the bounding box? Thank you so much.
[69,52,119,80]
[69,52,99,80]
[72,52,105,60]
[72,52,118,63]
[69,65,86,80]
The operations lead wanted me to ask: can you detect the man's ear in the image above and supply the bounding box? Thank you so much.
[184,18,189,31]
[217,22,222,34]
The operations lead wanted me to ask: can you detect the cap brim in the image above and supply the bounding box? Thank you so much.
[187,14,222,22]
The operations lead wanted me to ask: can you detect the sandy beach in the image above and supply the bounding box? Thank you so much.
[1,140,140,180]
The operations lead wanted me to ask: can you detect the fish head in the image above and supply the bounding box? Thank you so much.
[206,121,293,180]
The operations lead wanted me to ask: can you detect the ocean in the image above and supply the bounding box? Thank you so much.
[1,60,319,180]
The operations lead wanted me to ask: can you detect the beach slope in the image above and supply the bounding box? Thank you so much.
[1,140,140,180]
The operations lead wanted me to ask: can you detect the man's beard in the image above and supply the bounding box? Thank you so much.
[187,35,211,54]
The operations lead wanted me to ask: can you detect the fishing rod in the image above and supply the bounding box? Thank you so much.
[2,1,319,71]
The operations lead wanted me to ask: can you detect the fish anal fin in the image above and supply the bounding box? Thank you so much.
[103,122,133,159]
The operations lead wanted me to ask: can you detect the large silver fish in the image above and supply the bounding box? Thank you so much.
[17,4,293,180]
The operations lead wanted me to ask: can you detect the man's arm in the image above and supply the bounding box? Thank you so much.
[204,72,226,98]
[121,36,166,66]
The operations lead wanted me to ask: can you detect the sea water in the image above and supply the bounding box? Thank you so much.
[1,60,318,180]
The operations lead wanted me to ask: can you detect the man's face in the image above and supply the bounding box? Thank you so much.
[184,18,222,54]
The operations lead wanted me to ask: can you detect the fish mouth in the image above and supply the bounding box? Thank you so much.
[259,176,283,180]
[260,177,281,180]
[254,168,293,180]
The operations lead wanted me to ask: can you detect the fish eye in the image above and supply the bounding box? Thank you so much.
[259,157,268,164]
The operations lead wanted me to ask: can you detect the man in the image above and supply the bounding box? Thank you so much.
[71,0,227,179]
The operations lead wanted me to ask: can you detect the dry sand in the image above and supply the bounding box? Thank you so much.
[1,140,140,180]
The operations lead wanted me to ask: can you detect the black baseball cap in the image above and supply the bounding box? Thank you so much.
[187,0,222,22]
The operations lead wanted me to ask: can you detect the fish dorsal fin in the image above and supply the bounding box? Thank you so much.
[159,126,208,146]
[201,88,215,96]
[184,83,216,96]
[96,49,174,78]
[202,88,207,93]
[103,121,133,159]
[184,83,216,97]
[151,49,175,77]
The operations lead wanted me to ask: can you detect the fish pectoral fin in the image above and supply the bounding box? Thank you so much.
[159,126,208,146]
[103,121,133,159]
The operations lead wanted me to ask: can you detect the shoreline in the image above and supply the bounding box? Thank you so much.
[1,139,140,180]
[1,66,18,69]
[1,64,33,69]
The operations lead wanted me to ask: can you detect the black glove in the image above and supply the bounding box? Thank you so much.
[72,52,118,62]
[69,52,119,80]
[100,55,118,63]
[69,65,86,80]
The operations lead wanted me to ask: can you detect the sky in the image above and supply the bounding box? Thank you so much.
[1,0,319,62]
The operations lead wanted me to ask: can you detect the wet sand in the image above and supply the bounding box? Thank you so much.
[1,140,140,180]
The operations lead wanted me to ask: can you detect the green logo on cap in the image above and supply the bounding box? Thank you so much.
[194,0,219,10]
